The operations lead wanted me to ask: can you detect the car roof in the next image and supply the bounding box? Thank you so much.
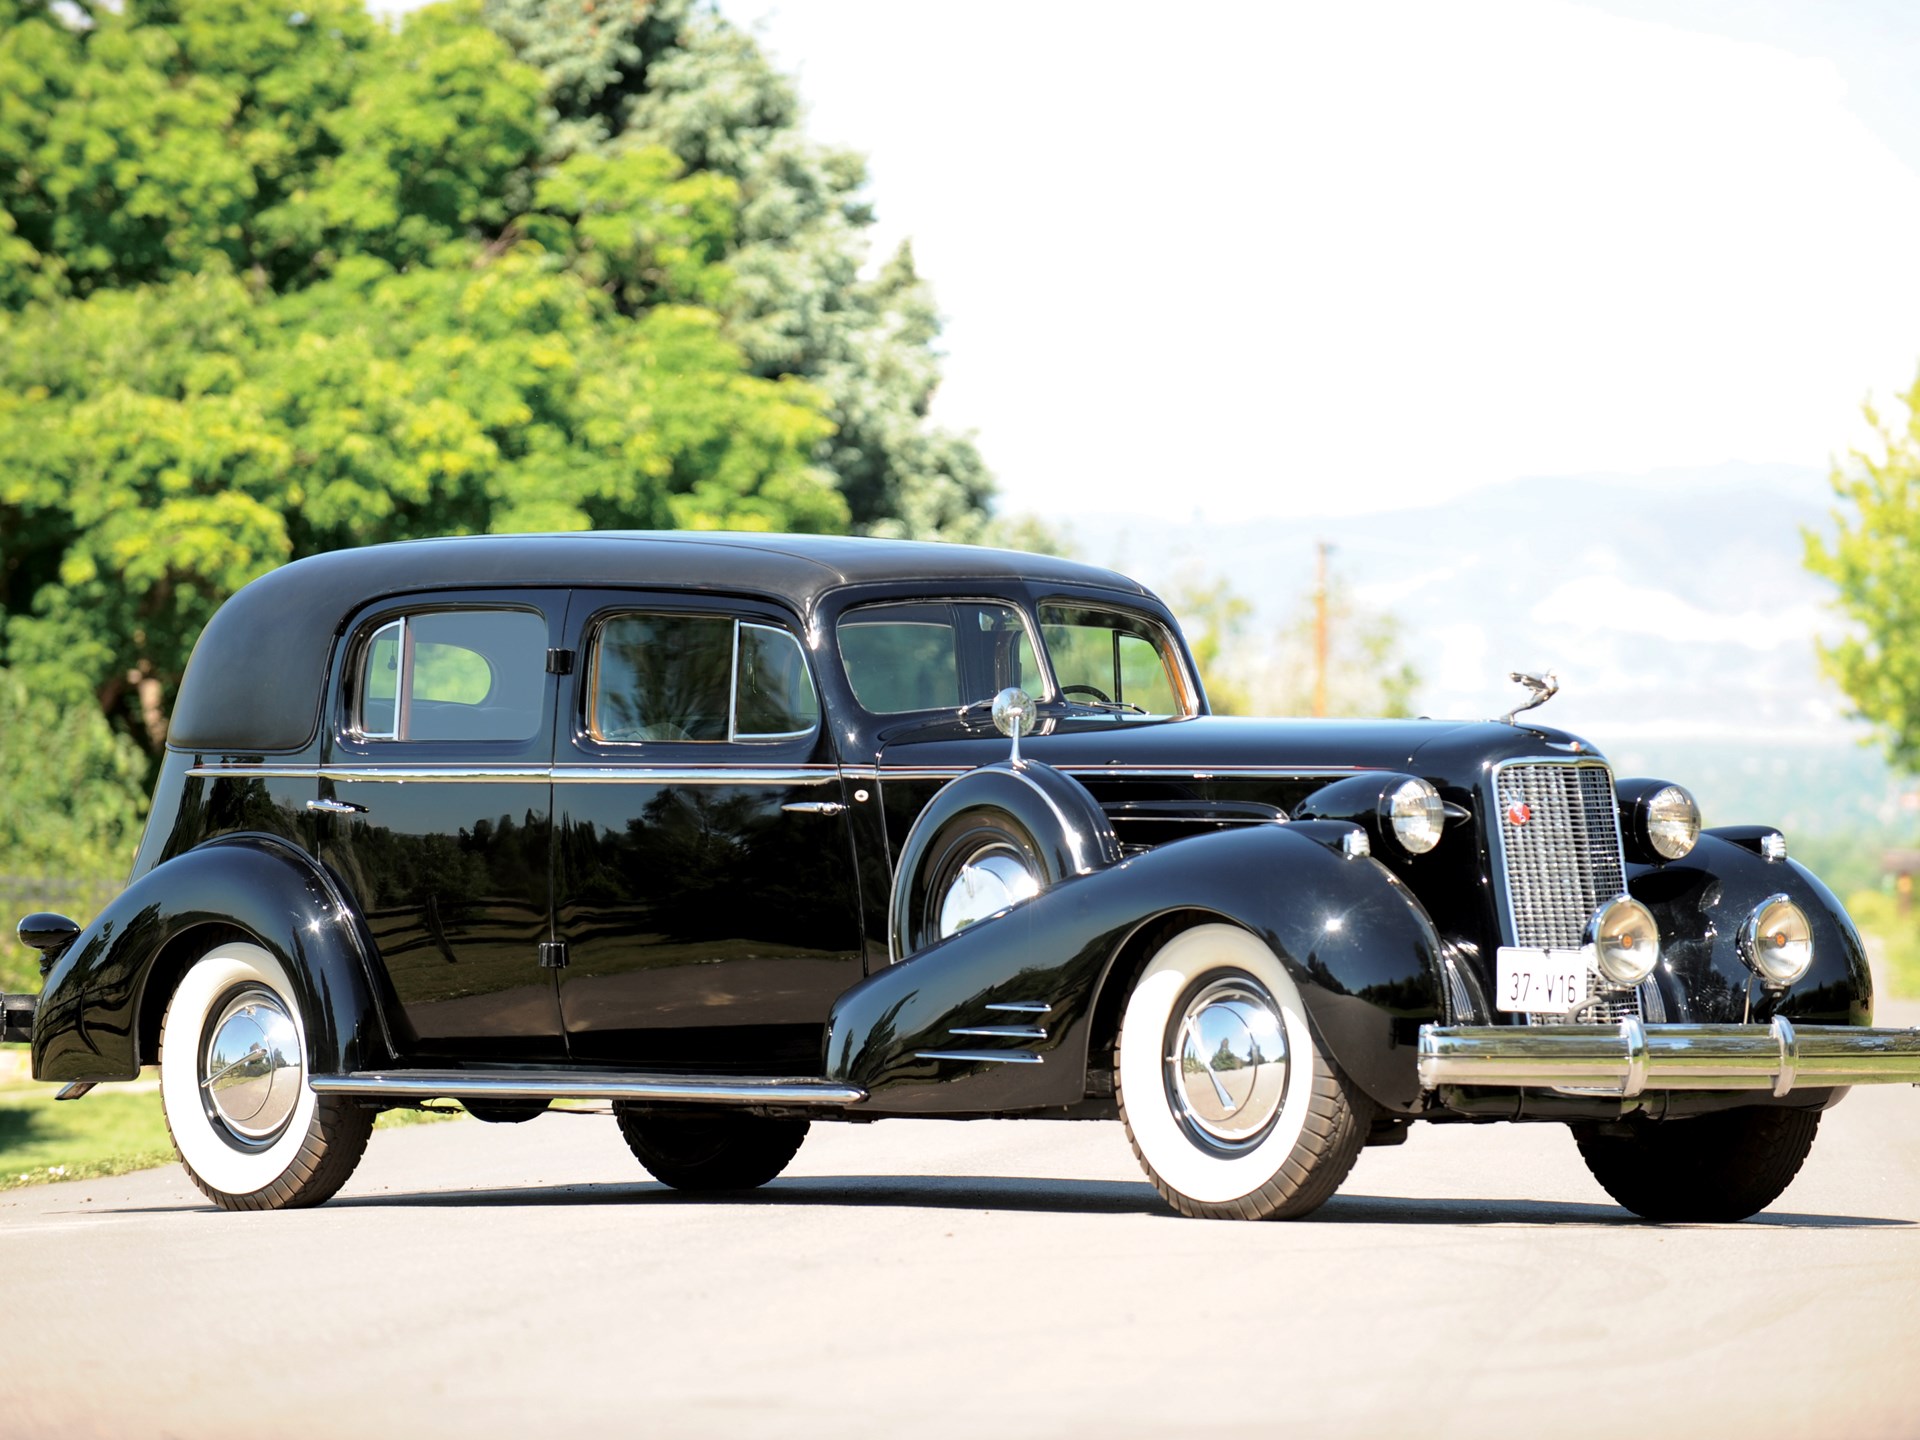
[167,532,1153,752]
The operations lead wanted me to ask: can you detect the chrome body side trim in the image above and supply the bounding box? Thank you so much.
[984,1001,1053,1014]
[949,1025,1048,1040]
[844,764,1371,783]
[309,1070,866,1106]
[912,1050,1046,1065]
[551,766,839,786]
[191,763,841,786]
[1417,1021,1920,1097]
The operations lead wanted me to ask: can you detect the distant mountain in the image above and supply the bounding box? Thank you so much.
[1057,461,1918,843]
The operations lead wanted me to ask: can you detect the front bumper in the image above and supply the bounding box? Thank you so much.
[1418,1016,1920,1099]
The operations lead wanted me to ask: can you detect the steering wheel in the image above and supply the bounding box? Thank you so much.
[1060,684,1112,704]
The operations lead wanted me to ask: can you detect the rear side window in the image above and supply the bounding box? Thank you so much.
[589,614,819,743]
[355,610,547,742]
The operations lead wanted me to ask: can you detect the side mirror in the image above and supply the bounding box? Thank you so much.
[992,687,1036,765]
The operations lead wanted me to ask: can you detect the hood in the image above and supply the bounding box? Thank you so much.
[875,713,1606,788]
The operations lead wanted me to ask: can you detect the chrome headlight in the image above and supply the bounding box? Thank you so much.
[1589,895,1659,986]
[1617,778,1701,863]
[1644,785,1701,860]
[1741,895,1812,986]
[1385,777,1445,855]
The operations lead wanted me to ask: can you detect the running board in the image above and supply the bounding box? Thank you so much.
[310,1070,866,1107]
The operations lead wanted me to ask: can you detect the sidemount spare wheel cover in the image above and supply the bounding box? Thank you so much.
[888,760,1121,960]
[1117,923,1372,1220]
[159,940,372,1211]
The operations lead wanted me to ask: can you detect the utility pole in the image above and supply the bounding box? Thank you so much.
[1313,540,1330,719]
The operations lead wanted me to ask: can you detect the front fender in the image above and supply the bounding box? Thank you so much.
[827,823,1444,1116]
[1629,831,1872,1025]
[31,834,399,1084]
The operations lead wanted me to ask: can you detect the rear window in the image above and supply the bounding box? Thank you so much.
[355,610,547,742]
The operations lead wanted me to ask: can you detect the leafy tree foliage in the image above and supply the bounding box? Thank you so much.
[483,0,995,538]
[1,0,989,790]
[0,664,145,872]
[1806,391,1920,771]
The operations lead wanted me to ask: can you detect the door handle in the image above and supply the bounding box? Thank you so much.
[781,801,847,817]
[307,798,369,816]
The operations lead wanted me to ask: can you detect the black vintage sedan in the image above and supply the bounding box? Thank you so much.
[8,533,1919,1217]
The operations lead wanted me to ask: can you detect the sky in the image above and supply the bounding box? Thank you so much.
[721,0,1920,522]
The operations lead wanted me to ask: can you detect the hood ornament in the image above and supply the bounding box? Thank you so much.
[1502,670,1558,725]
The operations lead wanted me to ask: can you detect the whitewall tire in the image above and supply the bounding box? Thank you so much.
[1116,924,1372,1220]
[158,940,372,1210]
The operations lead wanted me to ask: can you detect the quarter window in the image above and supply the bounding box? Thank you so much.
[355,610,548,742]
[589,614,819,743]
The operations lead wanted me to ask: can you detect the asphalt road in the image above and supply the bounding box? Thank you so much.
[6,1014,1918,1440]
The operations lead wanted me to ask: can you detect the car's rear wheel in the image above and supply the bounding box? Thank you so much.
[158,940,372,1211]
[1116,924,1371,1220]
[614,1109,809,1191]
[1572,1106,1821,1222]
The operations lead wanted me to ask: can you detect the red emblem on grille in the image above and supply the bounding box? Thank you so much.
[1507,802,1532,826]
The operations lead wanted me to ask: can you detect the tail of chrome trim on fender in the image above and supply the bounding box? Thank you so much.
[1417,1019,1920,1098]
[309,1070,866,1106]
[912,1050,1046,1065]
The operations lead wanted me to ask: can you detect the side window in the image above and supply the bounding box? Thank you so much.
[354,610,547,742]
[1039,604,1186,715]
[736,624,819,739]
[837,600,1035,713]
[589,613,819,744]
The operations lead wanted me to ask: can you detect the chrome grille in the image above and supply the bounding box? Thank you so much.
[1493,759,1641,1027]
[1494,761,1625,949]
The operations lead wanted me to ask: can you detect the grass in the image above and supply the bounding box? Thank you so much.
[1845,889,1920,1000]
[0,1074,465,1192]
[0,1079,175,1191]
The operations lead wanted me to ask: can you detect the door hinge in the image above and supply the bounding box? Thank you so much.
[539,941,569,970]
[546,648,575,675]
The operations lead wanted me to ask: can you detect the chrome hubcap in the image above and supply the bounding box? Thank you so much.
[1166,976,1289,1149]
[937,848,1040,939]
[201,987,302,1143]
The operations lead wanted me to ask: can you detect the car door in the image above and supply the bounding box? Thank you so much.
[551,591,864,1073]
[317,592,567,1060]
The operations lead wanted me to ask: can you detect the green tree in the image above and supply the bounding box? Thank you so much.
[3,0,998,776]
[1806,391,1920,770]
[483,0,996,538]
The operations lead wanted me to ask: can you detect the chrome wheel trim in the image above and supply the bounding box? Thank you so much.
[936,847,1040,939]
[1165,975,1290,1150]
[200,985,304,1146]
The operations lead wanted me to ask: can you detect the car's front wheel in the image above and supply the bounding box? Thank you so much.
[158,939,372,1211]
[614,1109,809,1191]
[1116,924,1372,1220]
[1572,1106,1821,1222]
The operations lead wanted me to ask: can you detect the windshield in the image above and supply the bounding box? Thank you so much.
[836,597,1191,718]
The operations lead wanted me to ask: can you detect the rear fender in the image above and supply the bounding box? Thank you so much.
[827,822,1444,1116]
[30,834,400,1085]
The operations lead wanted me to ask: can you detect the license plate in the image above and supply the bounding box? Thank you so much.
[1495,947,1593,1015]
